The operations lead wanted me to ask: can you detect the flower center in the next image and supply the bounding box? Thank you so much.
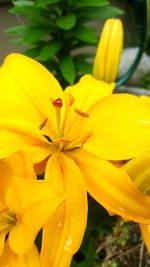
[0,207,17,235]
[40,96,92,151]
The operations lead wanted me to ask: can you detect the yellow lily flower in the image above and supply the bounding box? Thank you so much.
[123,151,150,253]
[0,150,65,266]
[93,18,123,83]
[1,54,150,266]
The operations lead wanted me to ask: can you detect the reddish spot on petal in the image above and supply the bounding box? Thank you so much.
[53,98,63,108]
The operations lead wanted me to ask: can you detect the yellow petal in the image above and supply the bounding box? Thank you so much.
[123,153,150,253]
[0,53,64,138]
[140,95,150,106]
[0,118,51,163]
[93,19,123,83]
[69,148,150,223]
[123,151,150,193]
[34,157,48,175]
[63,75,114,136]
[70,94,150,160]
[0,160,13,201]
[6,151,36,179]
[140,224,150,253]
[65,74,114,111]
[0,242,41,267]
[93,19,113,81]
[0,234,5,257]
[6,177,65,254]
[41,153,87,267]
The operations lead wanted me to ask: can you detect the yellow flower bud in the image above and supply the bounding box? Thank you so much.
[93,18,123,83]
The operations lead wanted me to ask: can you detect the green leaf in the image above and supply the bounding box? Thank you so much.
[6,25,51,44]
[24,46,41,57]
[5,25,27,35]
[100,6,124,18]
[78,6,123,22]
[56,14,76,30]
[39,41,62,61]
[71,0,108,6]
[12,0,34,6]
[10,38,22,44]
[59,55,75,84]
[75,57,92,74]
[23,26,50,43]
[10,5,44,15]
[73,26,98,44]
[28,15,50,26]
[88,6,124,20]
[10,1,46,14]
[35,0,62,6]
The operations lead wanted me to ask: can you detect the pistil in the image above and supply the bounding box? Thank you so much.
[65,131,93,151]
[51,98,63,137]
[61,94,74,135]
[39,118,48,130]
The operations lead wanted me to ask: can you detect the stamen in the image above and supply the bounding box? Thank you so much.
[52,137,71,150]
[39,118,48,130]
[4,212,17,223]
[53,138,70,145]
[0,209,17,235]
[65,138,82,150]
[0,207,9,215]
[68,94,75,106]
[52,98,63,108]
[61,94,75,136]
[65,131,93,150]
[81,131,93,144]
[75,108,89,118]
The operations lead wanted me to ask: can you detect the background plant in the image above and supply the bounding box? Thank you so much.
[6,0,123,86]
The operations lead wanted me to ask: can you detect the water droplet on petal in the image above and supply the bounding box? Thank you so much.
[57,221,62,228]
[118,206,125,212]
[64,236,72,252]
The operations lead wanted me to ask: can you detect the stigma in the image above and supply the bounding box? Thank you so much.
[52,98,63,108]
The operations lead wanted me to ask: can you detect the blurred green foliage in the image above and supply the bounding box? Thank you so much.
[139,72,150,90]
[6,0,123,86]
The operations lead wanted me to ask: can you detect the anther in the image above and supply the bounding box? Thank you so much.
[39,118,48,130]
[68,94,75,106]
[52,98,63,108]
[75,108,89,118]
